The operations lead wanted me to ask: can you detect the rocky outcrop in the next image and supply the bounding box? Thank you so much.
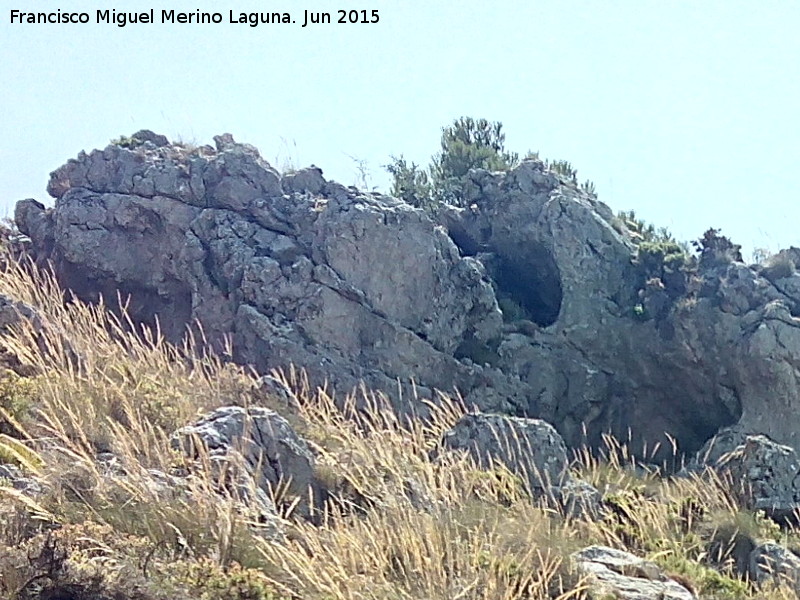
[171,405,323,517]
[15,131,800,461]
[689,433,800,523]
[572,545,696,600]
[17,132,530,420]
[437,412,600,516]
[749,542,800,594]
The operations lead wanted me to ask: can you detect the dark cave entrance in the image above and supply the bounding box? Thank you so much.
[492,244,563,327]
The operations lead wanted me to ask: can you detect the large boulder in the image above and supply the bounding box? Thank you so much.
[171,406,322,517]
[438,412,600,516]
[439,413,571,493]
[689,433,800,523]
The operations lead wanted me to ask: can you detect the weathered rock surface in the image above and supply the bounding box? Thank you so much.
[749,542,800,594]
[572,545,696,600]
[15,132,800,461]
[171,405,322,516]
[0,463,42,496]
[18,132,528,420]
[438,413,600,516]
[689,433,800,523]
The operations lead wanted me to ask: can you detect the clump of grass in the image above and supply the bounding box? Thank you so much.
[0,258,255,459]
[761,253,797,283]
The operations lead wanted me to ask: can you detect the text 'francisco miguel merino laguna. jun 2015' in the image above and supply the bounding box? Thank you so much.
[9,8,381,27]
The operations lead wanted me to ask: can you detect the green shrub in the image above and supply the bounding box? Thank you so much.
[655,552,749,600]
[386,117,594,210]
[430,117,518,207]
[166,559,285,600]
[110,134,140,149]
[385,156,433,209]
[637,241,687,274]
[0,369,37,436]
[692,228,743,267]
[634,240,692,304]
[616,210,680,245]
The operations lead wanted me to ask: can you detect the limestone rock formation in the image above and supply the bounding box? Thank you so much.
[17,132,527,420]
[437,412,600,516]
[689,433,800,523]
[572,545,696,600]
[15,131,800,461]
[171,405,322,516]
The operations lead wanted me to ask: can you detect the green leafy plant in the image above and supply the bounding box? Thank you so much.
[110,134,142,149]
[615,210,683,246]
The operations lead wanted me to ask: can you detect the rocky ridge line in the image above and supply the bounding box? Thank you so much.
[13,130,800,460]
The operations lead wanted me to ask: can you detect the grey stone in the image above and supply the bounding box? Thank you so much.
[690,433,800,522]
[129,129,170,147]
[557,477,602,520]
[439,413,571,493]
[573,545,696,600]
[282,166,326,195]
[749,542,800,594]
[438,413,600,515]
[171,406,321,516]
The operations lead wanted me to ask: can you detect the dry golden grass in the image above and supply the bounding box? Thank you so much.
[0,253,797,599]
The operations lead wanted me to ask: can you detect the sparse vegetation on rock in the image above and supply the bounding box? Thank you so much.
[5,128,800,598]
[386,117,595,210]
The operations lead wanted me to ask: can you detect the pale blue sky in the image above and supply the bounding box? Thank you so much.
[2,1,798,255]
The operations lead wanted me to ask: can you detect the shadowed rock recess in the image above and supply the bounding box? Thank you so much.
[15,131,800,460]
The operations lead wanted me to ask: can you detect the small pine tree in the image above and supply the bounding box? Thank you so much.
[386,117,596,209]
[430,117,519,206]
[691,228,742,267]
[384,156,433,209]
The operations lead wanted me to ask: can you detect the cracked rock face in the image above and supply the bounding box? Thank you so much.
[573,545,696,600]
[15,131,800,461]
[171,405,320,517]
[689,433,800,523]
[437,413,601,517]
